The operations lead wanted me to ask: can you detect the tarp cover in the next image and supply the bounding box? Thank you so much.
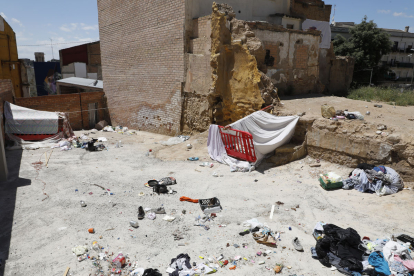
[230,111,299,161]
[208,111,299,170]
[302,19,332,49]
[4,101,59,134]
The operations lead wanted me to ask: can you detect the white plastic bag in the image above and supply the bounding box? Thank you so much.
[242,218,263,230]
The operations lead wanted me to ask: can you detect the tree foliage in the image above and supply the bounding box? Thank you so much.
[333,16,392,74]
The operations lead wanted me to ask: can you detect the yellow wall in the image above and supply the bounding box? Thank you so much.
[0,17,22,97]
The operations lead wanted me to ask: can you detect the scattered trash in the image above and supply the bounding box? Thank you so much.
[310,164,321,167]
[188,157,199,161]
[292,237,303,251]
[374,104,383,108]
[275,201,284,205]
[273,264,283,273]
[187,144,192,149]
[72,245,88,256]
[130,221,139,228]
[88,228,95,233]
[366,111,370,115]
[163,215,176,222]
[200,162,214,168]
[80,200,87,207]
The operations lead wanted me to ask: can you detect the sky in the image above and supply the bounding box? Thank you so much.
[1,0,99,61]
[1,0,413,61]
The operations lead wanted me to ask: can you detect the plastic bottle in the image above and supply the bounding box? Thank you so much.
[92,241,101,253]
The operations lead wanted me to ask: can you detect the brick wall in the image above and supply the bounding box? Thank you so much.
[295,44,309,69]
[87,42,101,74]
[291,0,332,22]
[97,0,186,135]
[14,92,108,130]
[0,80,14,142]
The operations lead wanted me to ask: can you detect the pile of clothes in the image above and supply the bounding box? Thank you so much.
[312,222,414,276]
[342,163,403,196]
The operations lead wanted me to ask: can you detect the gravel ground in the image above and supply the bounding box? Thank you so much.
[0,129,413,276]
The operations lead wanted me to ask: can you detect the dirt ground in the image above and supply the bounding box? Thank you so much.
[0,125,413,276]
[277,95,414,139]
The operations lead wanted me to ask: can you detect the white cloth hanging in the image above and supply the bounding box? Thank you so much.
[302,19,332,49]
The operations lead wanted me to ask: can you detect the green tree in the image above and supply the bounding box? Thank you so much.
[333,16,392,84]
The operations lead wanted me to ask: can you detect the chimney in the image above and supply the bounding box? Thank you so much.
[405,26,410,32]
[34,52,45,62]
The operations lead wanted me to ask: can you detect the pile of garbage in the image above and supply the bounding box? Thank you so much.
[72,242,157,275]
[321,104,364,121]
[311,222,414,276]
[318,163,404,196]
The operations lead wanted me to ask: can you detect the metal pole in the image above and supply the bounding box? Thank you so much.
[50,38,54,60]
[369,69,373,85]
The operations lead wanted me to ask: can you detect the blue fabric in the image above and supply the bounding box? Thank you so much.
[351,272,361,276]
[389,261,409,274]
[373,166,386,174]
[368,252,391,275]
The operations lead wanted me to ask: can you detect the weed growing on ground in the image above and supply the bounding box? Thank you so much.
[348,86,414,106]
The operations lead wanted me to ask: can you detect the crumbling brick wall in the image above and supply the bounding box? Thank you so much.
[97,0,186,135]
[290,0,332,22]
[15,92,108,130]
[249,22,323,95]
[328,57,355,95]
[182,16,213,133]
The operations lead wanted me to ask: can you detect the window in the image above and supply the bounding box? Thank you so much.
[286,24,294,29]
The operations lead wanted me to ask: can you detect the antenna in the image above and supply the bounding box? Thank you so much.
[331,4,336,25]
[50,38,54,60]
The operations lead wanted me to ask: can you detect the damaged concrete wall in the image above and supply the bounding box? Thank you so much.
[248,22,323,95]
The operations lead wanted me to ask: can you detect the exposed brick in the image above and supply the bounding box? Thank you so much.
[97,0,186,135]
[14,92,108,130]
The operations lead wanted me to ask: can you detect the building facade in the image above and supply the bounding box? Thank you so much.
[331,22,414,84]
[59,41,102,80]
[0,16,22,97]
[98,0,351,135]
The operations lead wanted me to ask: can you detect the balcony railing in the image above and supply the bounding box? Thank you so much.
[391,47,414,53]
[382,61,414,68]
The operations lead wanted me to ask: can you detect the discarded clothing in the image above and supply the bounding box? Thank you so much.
[343,166,403,196]
[314,224,365,275]
[389,260,409,274]
[368,252,391,275]
[383,241,412,264]
[394,255,414,271]
[169,253,192,276]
